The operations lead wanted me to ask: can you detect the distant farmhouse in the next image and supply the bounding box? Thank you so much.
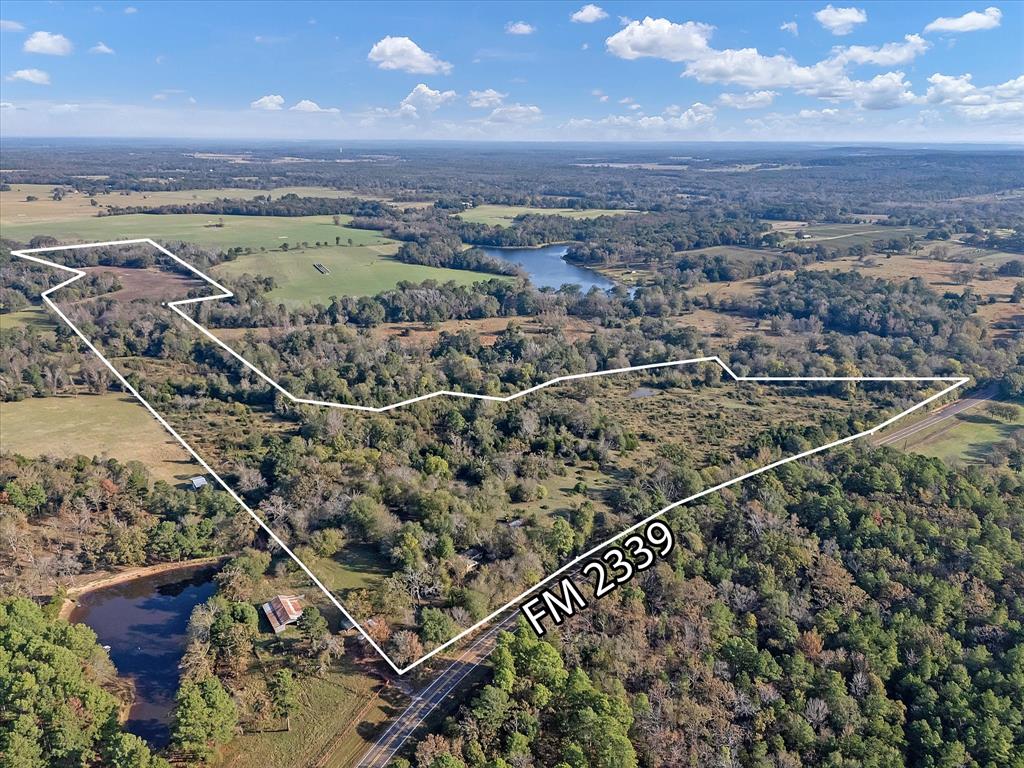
[263,594,304,634]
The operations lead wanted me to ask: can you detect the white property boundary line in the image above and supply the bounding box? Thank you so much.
[12,238,970,675]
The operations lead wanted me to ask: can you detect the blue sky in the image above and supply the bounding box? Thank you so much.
[0,1,1021,141]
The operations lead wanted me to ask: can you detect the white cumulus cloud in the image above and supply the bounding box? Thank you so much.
[0,19,24,31]
[814,5,867,35]
[572,4,608,23]
[832,34,930,66]
[780,21,798,36]
[250,94,284,111]
[468,88,506,108]
[290,99,339,113]
[368,36,452,75]
[926,72,1023,120]
[6,68,50,85]
[605,16,714,62]
[718,90,777,109]
[505,21,535,35]
[90,41,115,54]
[401,83,457,112]
[487,103,542,123]
[24,31,73,55]
[924,7,1002,34]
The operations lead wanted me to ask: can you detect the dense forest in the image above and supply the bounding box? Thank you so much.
[407,448,1024,768]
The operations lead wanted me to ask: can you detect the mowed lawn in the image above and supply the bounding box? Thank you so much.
[0,212,388,252]
[903,401,1023,465]
[455,204,638,226]
[0,393,197,483]
[212,243,506,303]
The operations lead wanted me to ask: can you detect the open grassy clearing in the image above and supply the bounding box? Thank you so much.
[681,244,778,263]
[302,544,390,601]
[896,400,1023,465]
[975,301,1024,338]
[0,305,56,332]
[0,184,402,227]
[212,243,506,303]
[765,220,809,232]
[80,265,208,304]
[214,650,397,768]
[1,212,388,251]
[500,372,943,540]
[803,252,1022,297]
[455,204,638,226]
[785,224,925,247]
[0,393,197,483]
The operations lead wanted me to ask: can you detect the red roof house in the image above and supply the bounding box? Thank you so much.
[262,594,304,634]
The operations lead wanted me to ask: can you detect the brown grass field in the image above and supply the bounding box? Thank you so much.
[0,393,197,483]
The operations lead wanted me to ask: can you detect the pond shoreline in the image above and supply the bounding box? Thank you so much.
[479,243,615,293]
[58,555,228,620]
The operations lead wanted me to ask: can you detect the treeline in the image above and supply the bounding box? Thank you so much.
[395,236,522,276]
[0,454,249,597]
[100,193,389,220]
[966,227,1024,255]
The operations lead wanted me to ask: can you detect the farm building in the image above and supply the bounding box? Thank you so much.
[263,594,304,634]
[189,476,208,490]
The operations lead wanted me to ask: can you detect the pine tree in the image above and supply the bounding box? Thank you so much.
[269,668,299,732]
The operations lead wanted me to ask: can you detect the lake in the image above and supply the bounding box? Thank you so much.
[480,244,615,292]
[70,565,218,747]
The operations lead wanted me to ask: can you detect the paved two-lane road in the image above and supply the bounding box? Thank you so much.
[875,383,997,448]
[358,612,520,767]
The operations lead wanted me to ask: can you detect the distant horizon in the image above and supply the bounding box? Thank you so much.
[2,136,1022,148]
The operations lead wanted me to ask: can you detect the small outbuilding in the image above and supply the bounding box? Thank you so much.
[189,476,208,491]
[263,594,305,634]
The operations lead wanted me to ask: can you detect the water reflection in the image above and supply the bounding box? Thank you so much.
[69,566,218,747]
[480,244,615,292]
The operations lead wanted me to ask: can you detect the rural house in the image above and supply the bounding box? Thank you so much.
[263,594,304,634]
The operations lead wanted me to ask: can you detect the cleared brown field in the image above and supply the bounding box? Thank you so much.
[75,265,208,304]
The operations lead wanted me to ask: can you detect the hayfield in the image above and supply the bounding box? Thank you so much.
[0,393,196,483]
[212,243,506,303]
[0,184,400,227]
[1,212,389,252]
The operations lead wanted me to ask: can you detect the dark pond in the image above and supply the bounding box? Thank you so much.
[70,565,218,747]
[480,244,616,292]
